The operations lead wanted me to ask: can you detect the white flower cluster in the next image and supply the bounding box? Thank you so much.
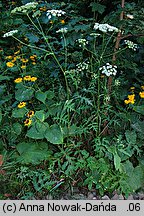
[11,2,38,14]
[76,39,88,47]
[99,63,117,76]
[46,10,66,19]
[94,23,119,33]
[124,40,138,51]
[76,62,89,71]
[56,27,68,33]
[3,30,18,38]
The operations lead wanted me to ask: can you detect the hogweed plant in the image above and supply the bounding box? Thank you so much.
[0,0,144,198]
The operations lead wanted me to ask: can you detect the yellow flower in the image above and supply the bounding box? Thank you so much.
[27,110,34,118]
[141,86,144,90]
[21,65,26,69]
[5,56,13,60]
[14,78,23,83]
[30,77,37,82]
[11,57,17,62]
[32,62,36,65]
[21,58,28,63]
[23,75,31,81]
[14,50,20,55]
[39,6,47,11]
[124,100,130,105]
[24,119,32,126]
[18,102,26,108]
[130,86,135,92]
[60,19,65,24]
[6,62,14,67]
[139,91,144,98]
[128,94,135,101]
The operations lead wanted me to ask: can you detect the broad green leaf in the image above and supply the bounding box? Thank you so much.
[114,152,121,171]
[90,2,106,14]
[12,108,27,118]
[11,123,22,136]
[26,122,48,139]
[35,90,47,104]
[125,130,137,145]
[16,141,48,164]
[26,33,39,43]
[45,124,63,144]
[35,110,45,122]
[128,165,144,191]
[133,105,144,115]
[15,87,34,101]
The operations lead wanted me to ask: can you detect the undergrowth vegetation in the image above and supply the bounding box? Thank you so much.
[0,0,144,199]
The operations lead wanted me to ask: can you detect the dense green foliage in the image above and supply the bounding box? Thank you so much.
[0,0,144,199]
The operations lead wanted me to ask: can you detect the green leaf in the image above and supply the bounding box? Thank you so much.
[26,122,48,139]
[0,109,2,123]
[0,75,12,81]
[45,124,63,144]
[35,110,45,122]
[125,130,137,145]
[11,123,22,136]
[16,141,48,164]
[35,90,47,104]
[114,152,121,171]
[12,108,27,118]
[128,165,144,191]
[90,2,106,14]
[15,87,34,101]
[133,105,144,115]
[26,33,39,43]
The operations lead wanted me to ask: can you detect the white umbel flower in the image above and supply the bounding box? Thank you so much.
[99,63,117,76]
[56,27,68,33]
[46,10,66,19]
[76,38,88,47]
[11,2,38,14]
[124,40,138,51]
[94,23,119,33]
[3,30,18,38]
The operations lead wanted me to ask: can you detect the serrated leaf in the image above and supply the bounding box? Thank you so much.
[45,124,63,144]
[35,90,47,104]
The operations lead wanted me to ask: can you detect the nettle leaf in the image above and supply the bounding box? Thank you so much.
[35,90,47,104]
[35,110,45,122]
[45,124,63,144]
[12,108,28,118]
[16,141,48,164]
[125,130,137,145]
[90,2,106,14]
[26,122,48,139]
[15,87,34,101]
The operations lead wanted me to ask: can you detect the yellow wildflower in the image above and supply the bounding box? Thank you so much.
[124,100,129,105]
[60,19,65,24]
[24,119,32,126]
[5,56,13,60]
[11,56,17,62]
[32,62,36,65]
[21,65,26,69]
[6,62,14,67]
[30,77,37,82]
[23,75,31,81]
[18,102,26,108]
[141,86,144,90]
[14,50,20,55]
[21,58,28,63]
[124,94,135,105]
[139,91,144,98]
[27,110,34,118]
[14,78,23,83]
